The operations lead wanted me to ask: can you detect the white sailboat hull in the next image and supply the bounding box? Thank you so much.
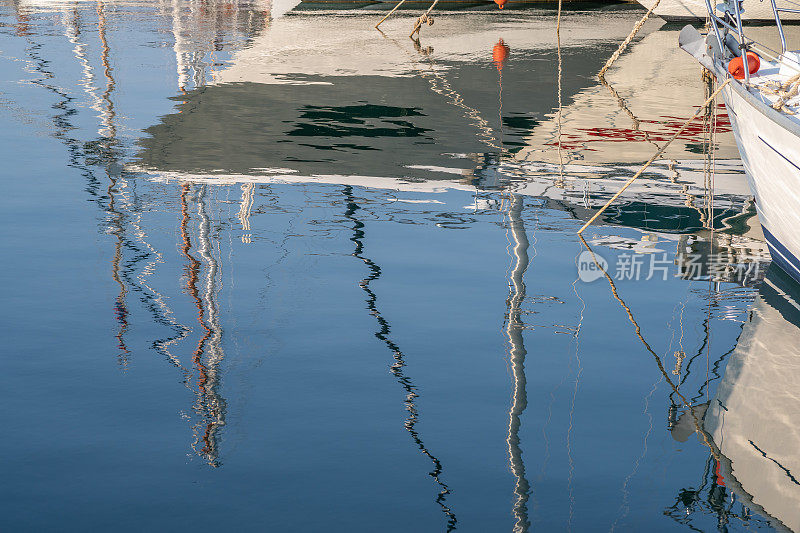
[637,0,800,21]
[721,81,800,283]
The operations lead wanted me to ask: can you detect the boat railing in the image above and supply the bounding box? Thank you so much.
[704,0,800,85]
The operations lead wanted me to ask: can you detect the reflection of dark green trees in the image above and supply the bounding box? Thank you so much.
[342,185,457,532]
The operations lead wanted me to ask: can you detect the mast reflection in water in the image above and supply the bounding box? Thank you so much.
[180,184,227,467]
[504,194,531,533]
[342,185,457,531]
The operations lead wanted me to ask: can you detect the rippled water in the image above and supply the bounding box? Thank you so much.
[3,1,800,531]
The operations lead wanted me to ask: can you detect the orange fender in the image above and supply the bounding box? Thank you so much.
[728,51,761,80]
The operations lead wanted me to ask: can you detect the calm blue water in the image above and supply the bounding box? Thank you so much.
[2,2,799,531]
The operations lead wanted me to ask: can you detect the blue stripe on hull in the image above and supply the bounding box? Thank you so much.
[763,226,800,284]
[758,135,800,172]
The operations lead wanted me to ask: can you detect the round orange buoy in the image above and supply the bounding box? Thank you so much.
[728,51,761,80]
[494,0,508,9]
[493,39,510,71]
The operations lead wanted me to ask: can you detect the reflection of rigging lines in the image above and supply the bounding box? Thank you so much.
[73,5,188,365]
[597,71,719,230]
[27,1,132,366]
[341,185,457,532]
[14,0,201,379]
[64,5,103,125]
[108,166,130,366]
[609,374,662,532]
[580,235,758,532]
[669,305,745,409]
[565,280,583,533]
[578,237,723,462]
[417,56,501,152]
[664,453,761,530]
[378,30,501,152]
[79,1,194,370]
[96,1,116,139]
[96,1,130,366]
[597,76,662,155]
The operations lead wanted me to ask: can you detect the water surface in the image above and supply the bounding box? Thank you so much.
[2,2,798,531]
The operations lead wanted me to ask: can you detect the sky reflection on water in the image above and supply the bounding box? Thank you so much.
[1,1,799,531]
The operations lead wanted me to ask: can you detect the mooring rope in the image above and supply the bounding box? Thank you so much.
[576,79,730,234]
[375,0,407,29]
[598,0,661,78]
[410,0,439,38]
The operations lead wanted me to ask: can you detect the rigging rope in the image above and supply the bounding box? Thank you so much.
[598,0,661,78]
[577,79,731,234]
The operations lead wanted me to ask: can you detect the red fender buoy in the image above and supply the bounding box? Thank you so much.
[493,39,510,71]
[494,0,508,9]
[728,52,761,80]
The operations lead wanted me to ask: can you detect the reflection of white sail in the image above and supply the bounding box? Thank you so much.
[703,271,800,531]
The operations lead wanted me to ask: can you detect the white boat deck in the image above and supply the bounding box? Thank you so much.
[739,51,800,118]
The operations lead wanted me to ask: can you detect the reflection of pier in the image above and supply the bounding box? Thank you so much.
[342,185,457,531]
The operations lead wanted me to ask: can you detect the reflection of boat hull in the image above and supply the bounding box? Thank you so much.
[516,26,741,165]
[635,0,800,21]
[704,267,800,531]
[294,0,488,9]
[293,0,623,9]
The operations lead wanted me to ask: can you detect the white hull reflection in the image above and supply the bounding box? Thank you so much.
[517,27,742,165]
[702,269,800,530]
[213,11,661,85]
[132,157,771,282]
